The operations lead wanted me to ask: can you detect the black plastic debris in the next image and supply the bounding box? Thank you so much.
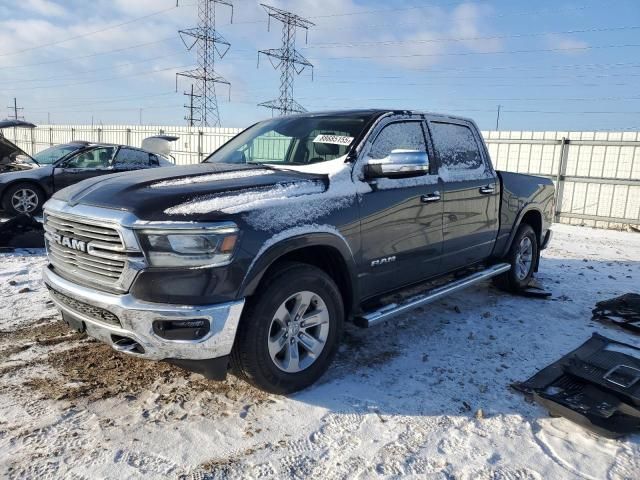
[515,278,552,299]
[0,214,45,249]
[593,293,640,334]
[513,333,640,438]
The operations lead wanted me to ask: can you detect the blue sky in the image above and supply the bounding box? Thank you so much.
[0,0,639,130]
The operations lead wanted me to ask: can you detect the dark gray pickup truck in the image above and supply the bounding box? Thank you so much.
[42,110,554,393]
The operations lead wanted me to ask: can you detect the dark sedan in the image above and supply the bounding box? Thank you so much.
[0,121,176,216]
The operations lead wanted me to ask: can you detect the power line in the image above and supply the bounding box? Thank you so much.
[0,5,180,57]
[0,51,187,85]
[302,25,640,49]
[0,37,177,70]
[305,43,640,61]
[2,64,195,92]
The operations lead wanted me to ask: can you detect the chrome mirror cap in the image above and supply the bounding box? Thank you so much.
[365,149,430,179]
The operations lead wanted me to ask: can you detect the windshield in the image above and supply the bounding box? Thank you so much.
[33,144,84,165]
[205,114,371,166]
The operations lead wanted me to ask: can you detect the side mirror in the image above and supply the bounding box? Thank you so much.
[365,149,430,179]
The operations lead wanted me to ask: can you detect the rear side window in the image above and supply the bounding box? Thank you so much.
[368,121,426,160]
[430,122,489,180]
[114,148,151,168]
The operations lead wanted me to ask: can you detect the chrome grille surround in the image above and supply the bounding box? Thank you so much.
[43,198,146,293]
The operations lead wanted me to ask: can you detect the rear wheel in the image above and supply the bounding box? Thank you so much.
[493,223,538,292]
[3,183,45,216]
[231,262,344,394]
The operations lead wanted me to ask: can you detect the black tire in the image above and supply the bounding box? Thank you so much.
[2,182,46,216]
[231,262,344,394]
[493,223,538,292]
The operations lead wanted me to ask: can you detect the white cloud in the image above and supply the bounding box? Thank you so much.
[545,34,589,53]
[20,0,67,18]
[266,0,503,70]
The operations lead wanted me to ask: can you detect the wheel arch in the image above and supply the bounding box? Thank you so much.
[240,232,359,316]
[501,206,543,271]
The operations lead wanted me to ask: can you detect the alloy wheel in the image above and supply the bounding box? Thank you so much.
[11,188,39,213]
[267,290,330,373]
[515,236,533,280]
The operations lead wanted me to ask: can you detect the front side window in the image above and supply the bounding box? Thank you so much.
[430,122,484,172]
[205,115,371,165]
[114,148,151,167]
[65,147,115,169]
[368,121,427,160]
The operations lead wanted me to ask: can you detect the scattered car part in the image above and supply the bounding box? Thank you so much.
[0,214,44,249]
[592,293,640,334]
[513,333,640,438]
[511,278,552,299]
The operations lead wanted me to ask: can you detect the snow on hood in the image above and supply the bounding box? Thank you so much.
[164,156,372,231]
[151,168,275,188]
[164,180,325,216]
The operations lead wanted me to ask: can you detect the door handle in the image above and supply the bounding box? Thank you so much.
[421,191,441,203]
[479,185,495,194]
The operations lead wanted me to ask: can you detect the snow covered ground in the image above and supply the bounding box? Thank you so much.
[0,224,638,479]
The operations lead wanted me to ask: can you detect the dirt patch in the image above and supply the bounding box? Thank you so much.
[0,317,69,343]
[27,341,269,404]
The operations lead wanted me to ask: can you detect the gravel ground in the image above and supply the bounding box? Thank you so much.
[0,224,639,479]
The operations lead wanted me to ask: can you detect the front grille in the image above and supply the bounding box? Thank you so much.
[44,211,126,288]
[47,286,121,327]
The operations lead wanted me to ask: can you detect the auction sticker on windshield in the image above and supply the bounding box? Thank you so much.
[313,134,354,146]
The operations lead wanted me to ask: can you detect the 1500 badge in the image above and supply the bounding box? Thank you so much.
[371,256,396,267]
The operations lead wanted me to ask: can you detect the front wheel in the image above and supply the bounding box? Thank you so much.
[231,262,344,394]
[3,183,46,216]
[493,223,538,292]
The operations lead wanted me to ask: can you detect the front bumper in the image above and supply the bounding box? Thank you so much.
[43,266,245,362]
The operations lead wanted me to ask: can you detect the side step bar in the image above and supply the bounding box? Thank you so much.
[354,263,511,328]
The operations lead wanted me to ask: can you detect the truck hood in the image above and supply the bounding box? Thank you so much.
[52,163,327,220]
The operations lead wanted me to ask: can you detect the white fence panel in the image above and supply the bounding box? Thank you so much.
[3,124,639,229]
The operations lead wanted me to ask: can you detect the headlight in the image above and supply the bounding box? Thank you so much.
[137,224,239,268]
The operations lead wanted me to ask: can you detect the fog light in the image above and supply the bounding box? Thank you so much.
[153,319,210,341]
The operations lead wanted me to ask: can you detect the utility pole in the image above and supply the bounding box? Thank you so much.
[7,98,24,120]
[139,108,143,126]
[258,4,314,116]
[176,0,233,127]
[184,84,201,127]
[496,105,502,130]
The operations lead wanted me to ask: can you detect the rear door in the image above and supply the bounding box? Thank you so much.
[113,147,156,170]
[53,146,116,191]
[358,116,444,298]
[427,118,499,271]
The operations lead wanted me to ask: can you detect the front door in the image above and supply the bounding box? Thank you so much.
[53,146,116,191]
[428,119,500,271]
[357,117,444,299]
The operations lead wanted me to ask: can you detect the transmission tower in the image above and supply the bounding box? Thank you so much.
[257,4,314,116]
[176,0,233,127]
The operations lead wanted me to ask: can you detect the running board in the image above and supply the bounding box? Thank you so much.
[354,263,511,328]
